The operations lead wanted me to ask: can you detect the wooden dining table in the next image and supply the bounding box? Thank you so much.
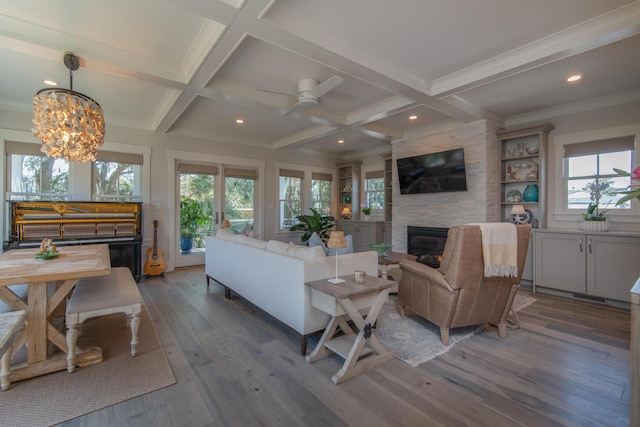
[0,243,111,382]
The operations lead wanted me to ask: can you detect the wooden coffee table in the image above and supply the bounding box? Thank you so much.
[305,275,394,384]
[377,251,417,279]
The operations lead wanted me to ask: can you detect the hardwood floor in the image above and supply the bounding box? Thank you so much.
[59,266,631,426]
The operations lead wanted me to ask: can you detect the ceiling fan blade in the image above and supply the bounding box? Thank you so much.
[284,102,300,116]
[308,75,344,98]
[253,88,297,97]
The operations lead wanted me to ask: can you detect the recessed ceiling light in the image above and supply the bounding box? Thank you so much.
[43,80,57,86]
[566,74,582,82]
[338,139,344,144]
[235,119,244,124]
[409,115,418,120]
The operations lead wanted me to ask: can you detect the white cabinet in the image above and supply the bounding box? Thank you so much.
[534,230,640,302]
[339,220,384,252]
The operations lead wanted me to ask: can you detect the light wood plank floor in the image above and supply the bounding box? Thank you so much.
[59,266,631,427]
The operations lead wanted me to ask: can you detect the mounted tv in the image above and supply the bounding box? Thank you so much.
[397,148,467,194]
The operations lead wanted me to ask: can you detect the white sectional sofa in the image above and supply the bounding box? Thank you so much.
[205,230,378,354]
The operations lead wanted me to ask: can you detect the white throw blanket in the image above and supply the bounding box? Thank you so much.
[466,222,518,277]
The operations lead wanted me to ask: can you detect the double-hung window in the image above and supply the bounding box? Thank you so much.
[93,151,143,201]
[279,169,303,230]
[6,141,70,201]
[563,136,635,212]
[311,172,332,217]
[364,170,385,210]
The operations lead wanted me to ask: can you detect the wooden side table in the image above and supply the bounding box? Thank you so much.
[305,275,394,384]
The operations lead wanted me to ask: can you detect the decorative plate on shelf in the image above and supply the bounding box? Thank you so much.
[35,250,59,260]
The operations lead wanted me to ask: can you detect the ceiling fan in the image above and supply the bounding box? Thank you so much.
[255,76,344,116]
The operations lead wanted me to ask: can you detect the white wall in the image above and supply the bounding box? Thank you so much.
[546,101,640,233]
[0,108,348,270]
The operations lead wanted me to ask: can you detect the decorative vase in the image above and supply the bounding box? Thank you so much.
[363,214,370,221]
[522,184,539,202]
[579,221,610,232]
[180,236,194,254]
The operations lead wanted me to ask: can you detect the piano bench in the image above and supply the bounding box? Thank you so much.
[0,310,27,390]
[65,267,142,373]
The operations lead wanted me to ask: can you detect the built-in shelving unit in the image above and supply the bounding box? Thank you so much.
[498,124,553,228]
[383,155,392,222]
[337,161,361,221]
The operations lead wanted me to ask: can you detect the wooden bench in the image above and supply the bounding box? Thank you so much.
[65,267,142,373]
[0,310,27,390]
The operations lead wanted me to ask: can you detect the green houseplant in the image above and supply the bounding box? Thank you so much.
[180,196,211,253]
[289,208,335,243]
[361,206,371,215]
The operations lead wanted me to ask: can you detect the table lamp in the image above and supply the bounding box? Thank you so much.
[221,219,231,229]
[327,231,347,284]
[341,207,351,219]
[511,204,528,224]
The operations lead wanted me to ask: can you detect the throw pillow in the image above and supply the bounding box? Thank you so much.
[308,232,328,255]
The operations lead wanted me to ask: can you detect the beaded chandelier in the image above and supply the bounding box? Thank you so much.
[32,52,104,162]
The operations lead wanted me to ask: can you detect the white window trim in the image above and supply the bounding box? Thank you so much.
[275,162,336,237]
[552,124,640,224]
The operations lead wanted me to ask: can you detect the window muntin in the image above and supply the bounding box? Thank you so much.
[93,161,141,201]
[311,178,331,216]
[279,173,302,230]
[8,154,69,201]
[565,150,632,210]
[364,175,385,210]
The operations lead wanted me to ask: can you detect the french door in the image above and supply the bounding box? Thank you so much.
[175,163,256,268]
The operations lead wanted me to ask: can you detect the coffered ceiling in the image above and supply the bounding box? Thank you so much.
[1,0,639,158]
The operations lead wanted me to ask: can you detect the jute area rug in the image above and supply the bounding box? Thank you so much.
[0,305,176,427]
[376,293,536,367]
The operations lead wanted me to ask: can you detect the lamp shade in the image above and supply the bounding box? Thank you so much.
[341,207,351,216]
[221,219,231,229]
[327,231,347,249]
[511,204,526,215]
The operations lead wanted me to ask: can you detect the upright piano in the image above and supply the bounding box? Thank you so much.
[5,201,143,281]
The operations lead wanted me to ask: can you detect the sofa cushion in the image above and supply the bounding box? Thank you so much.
[266,239,326,259]
[216,228,267,249]
[308,232,354,256]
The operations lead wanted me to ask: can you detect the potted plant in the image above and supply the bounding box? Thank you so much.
[362,206,371,221]
[579,181,613,232]
[180,196,211,254]
[289,208,335,243]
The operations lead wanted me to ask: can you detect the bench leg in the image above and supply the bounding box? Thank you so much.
[66,324,79,373]
[1,344,12,391]
[130,312,140,357]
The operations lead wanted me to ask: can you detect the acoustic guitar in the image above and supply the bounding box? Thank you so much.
[144,220,167,277]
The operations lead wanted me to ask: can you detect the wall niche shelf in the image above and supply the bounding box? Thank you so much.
[498,124,554,228]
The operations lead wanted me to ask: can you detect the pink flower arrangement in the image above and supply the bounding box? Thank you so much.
[614,166,640,205]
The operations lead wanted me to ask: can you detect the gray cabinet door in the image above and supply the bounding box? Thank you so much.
[534,232,586,293]
[587,235,640,302]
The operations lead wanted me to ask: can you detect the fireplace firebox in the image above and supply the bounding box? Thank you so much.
[407,226,449,268]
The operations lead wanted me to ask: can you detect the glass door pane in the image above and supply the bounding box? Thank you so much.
[224,176,254,234]
[178,173,215,265]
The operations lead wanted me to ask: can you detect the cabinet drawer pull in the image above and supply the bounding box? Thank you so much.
[588,238,592,254]
[579,238,583,252]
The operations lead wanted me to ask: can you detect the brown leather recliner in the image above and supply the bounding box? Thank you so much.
[397,224,530,345]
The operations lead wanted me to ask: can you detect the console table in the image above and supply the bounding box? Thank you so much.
[305,275,394,384]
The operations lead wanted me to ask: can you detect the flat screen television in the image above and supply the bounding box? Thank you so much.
[397,148,467,194]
